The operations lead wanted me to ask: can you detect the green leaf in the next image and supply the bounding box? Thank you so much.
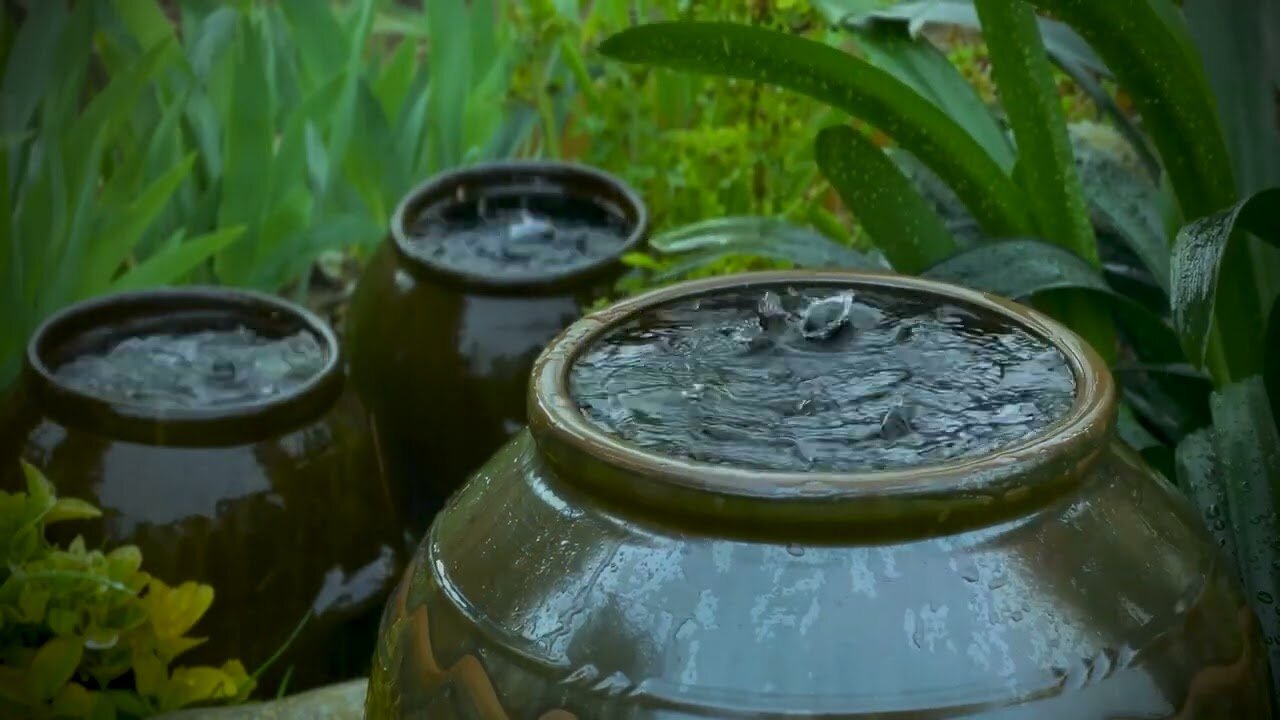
[318,0,374,204]
[0,2,66,137]
[1054,58,1161,182]
[111,0,173,50]
[113,226,245,293]
[847,24,1013,170]
[1114,363,1212,443]
[373,37,418,123]
[1209,377,1280,691]
[45,497,102,524]
[1170,188,1280,373]
[214,14,273,284]
[976,0,1096,264]
[1268,294,1280,428]
[84,154,197,296]
[1174,428,1238,570]
[648,215,880,281]
[599,22,1033,237]
[31,636,83,701]
[815,125,956,273]
[844,0,1108,76]
[279,0,348,85]
[1074,137,1171,293]
[425,0,472,172]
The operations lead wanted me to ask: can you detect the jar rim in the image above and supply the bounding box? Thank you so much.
[527,270,1116,537]
[23,287,345,446]
[389,161,650,295]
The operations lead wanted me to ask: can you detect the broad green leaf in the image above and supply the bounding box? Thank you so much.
[85,154,197,295]
[1209,377,1280,690]
[214,14,273,285]
[373,37,418,123]
[425,0,471,173]
[1174,428,1238,568]
[0,2,66,136]
[112,0,173,50]
[1021,0,1233,225]
[31,636,83,701]
[45,497,102,524]
[847,24,1013,170]
[113,226,244,293]
[976,0,1097,265]
[1170,188,1280,374]
[1074,131,1171,293]
[815,125,956,274]
[22,460,55,511]
[279,0,347,85]
[648,215,880,281]
[1114,363,1212,443]
[599,22,1033,237]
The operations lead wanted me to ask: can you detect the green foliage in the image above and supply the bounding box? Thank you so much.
[0,462,252,719]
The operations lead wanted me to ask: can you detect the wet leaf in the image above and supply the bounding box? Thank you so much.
[1209,377,1280,691]
[1076,141,1172,293]
[1170,188,1280,371]
[816,125,957,273]
[1267,294,1280,428]
[649,215,879,280]
[1174,428,1238,567]
[847,24,1013,169]
[599,21,1033,237]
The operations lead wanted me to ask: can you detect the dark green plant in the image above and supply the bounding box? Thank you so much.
[600,0,1280,695]
[0,462,253,719]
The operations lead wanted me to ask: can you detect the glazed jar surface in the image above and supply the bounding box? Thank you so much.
[3,289,405,695]
[367,272,1271,719]
[344,161,648,535]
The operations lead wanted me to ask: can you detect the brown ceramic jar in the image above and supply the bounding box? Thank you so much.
[344,161,648,536]
[2,288,405,695]
[366,271,1270,719]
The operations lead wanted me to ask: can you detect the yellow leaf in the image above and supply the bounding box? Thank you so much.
[144,579,214,641]
[130,646,167,699]
[154,634,206,661]
[50,681,96,716]
[105,545,143,578]
[160,666,241,711]
[30,636,83,701]
[46,497,102,524]
[21,460,55,508]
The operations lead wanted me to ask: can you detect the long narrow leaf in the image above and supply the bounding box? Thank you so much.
[1075,139,1171,293]
[599,22,1033,237]
[649,216,880,278]
[848,24,1013,171]
[424,0,471,172]
[815,125,957,273]
[1170,188,1280,375]
[112,226,245,292]
[1174,429,1239,571]
[0,2,66,137]
[1209,377,1280,693]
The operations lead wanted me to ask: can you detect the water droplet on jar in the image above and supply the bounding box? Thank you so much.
[1259,591,1275,605]
[787,543,805,557]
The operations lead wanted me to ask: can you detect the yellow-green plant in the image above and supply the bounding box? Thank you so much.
[0,462,252,719]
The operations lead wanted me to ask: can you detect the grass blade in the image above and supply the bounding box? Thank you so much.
[279,0,348,84]
[373,37,418,123]
[1170,188,1280,378]
[0,2,66,137]
[214,12,273,285]
[599,21,1033,237]
[815,125,957,273]
[111,226,245,292]
[425,0,472,172]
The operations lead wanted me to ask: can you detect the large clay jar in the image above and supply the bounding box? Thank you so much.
[3,288,405,695]
[366,271,1270,718]
[344,161,648,535]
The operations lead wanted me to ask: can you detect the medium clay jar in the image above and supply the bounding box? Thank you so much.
[3,288,405,694]
[344,161,648,535]
[366,271,1270,719]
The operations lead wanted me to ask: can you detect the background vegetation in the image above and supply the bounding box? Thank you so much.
[2,0,1278,711]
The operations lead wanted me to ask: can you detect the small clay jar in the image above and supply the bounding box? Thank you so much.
[344,161,648,536]
[366,271,1270,719]
[3,288,405,695]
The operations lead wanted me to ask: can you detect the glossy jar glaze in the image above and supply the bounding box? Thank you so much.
[2,289,405,695]
[344,161,648,535]
[366,271,1270,719]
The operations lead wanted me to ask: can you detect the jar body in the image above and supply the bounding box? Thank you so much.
[345,241,589,533]
[8,386,405,695]
[367,432,1271,718]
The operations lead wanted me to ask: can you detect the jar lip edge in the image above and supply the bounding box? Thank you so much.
[23,286,345,441]
[388,160,650,293]
[528,270,1116,509]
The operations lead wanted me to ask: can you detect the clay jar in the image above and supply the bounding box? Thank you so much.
[3,288,404,695]
[344,161,648,535]
[366,271,1270,719]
